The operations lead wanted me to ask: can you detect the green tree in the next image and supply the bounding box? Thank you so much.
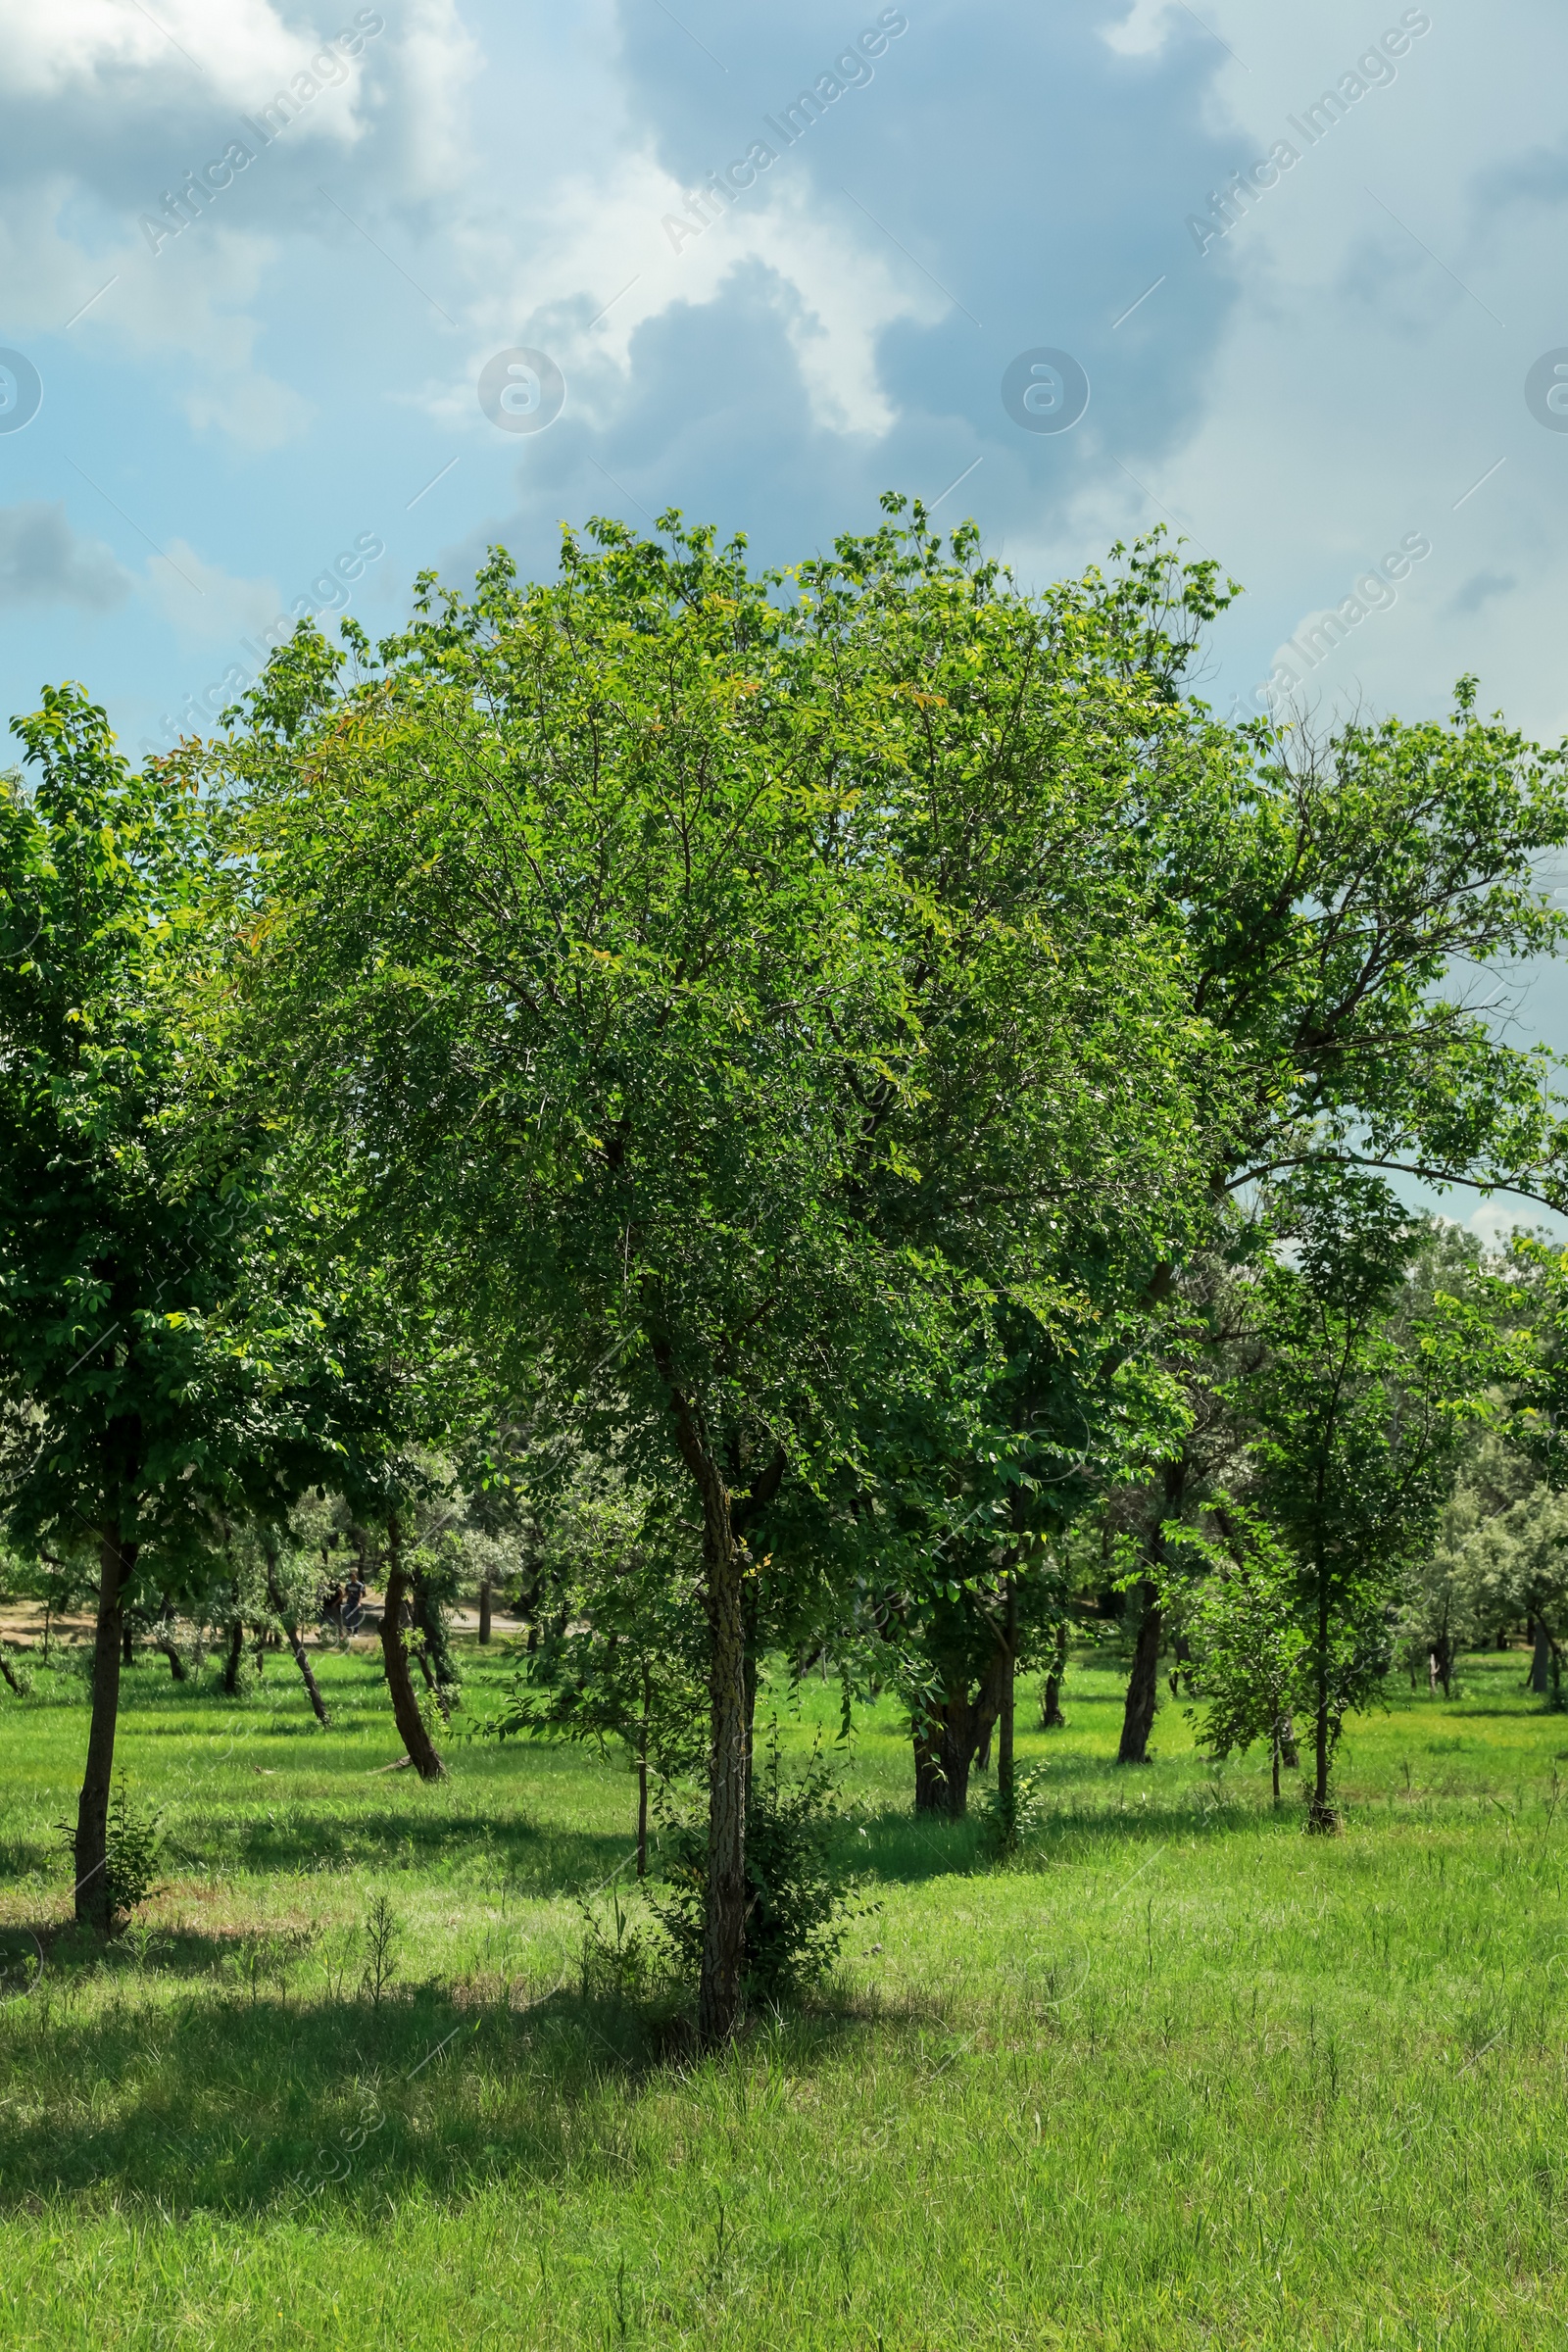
[0,688,414,1919]
[488,1468,707,1876]
[1181,1505,1308,1800]
[1110,683,1568,1760]
[1242,1176,1513,1829]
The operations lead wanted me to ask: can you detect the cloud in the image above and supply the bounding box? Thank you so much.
[0,503,130,610]
[141,539,282,646]
[1448,568,1516,617]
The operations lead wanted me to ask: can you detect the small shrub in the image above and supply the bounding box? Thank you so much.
[104,1777,161,1923]
[656,1718,865,2002]
[578,1885,662,2001]
[360,1894,401,2008]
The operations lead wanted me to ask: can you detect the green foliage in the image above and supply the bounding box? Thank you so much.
[657,1720,860,1999]
[103,1775,161,1921]
[1181,1506,1309,1766]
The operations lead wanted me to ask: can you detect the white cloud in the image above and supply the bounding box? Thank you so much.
[142,540,282,646]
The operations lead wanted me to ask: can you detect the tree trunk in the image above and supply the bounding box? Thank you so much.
[1307,1569,1337,1833]
[478,1578,492,1645]
[1279,1712,1299,1771]
[699,1471,747,2046]
[0,1642,23,1694]
[156,1596,187,1683]
[1041,1620,1067,1729]
[657,1376,748,2047]
[1118,1581,1162,1764]
[222,1617,244,1694]
[912,1709,946,1813]
[121,1622,133,1666]
[1119,1459,1185,1763]
[1530,1618,1551,1695]
[380,1516,446,1780]
[265,1564,331,1728]
[75,1524,137,1931]
[1271,1726,1282,1804]
[997,1580,1017,1842]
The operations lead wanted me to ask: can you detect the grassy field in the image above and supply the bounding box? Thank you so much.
[4,1635,1568,2349]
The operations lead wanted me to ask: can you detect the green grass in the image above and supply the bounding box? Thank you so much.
[6,1637,1568,2347]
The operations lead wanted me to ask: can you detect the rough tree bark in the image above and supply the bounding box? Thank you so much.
[379,1515,446,1781]
[75,1507,138,1932]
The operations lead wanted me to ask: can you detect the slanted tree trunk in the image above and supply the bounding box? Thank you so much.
[1041,1620,1067,1729]
[156,1595,187,1683]
[0,1642,23,1694]
[75,1500,138,1932]
[1118,1582,1162,1765]
[478,1578,492,1645]
[379,1515,445,1781]
[265,1560,331,1728]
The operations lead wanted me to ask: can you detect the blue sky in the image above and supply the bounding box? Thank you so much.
[5,0,1567,1225]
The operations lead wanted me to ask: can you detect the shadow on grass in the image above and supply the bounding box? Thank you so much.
[0,1971,906,2218]
[839,1784,1298,1887]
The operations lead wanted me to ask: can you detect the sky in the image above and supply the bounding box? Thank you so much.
[4,0,1566,1227]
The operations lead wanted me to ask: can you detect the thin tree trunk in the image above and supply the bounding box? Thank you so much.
[121,1622,133,1666]
[75,1522,137,1931]
[1279,1712,1299,1771]
[637,1661,651,1881]
[222,1617,244,1694]
[1041,1620,1067,1729]
[1307,1566,1336,1833]
[1118,1582,1162,1764]
[699,1475,747,2045]
[265,1563,331,1728]
[478,1578,492,1645]
[1271,1725,1282,1804]
[997,1579,1017,1842]
[1119,1459,1184,1763]
[659,1375,747,2047]
[380,1514,445,1781]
